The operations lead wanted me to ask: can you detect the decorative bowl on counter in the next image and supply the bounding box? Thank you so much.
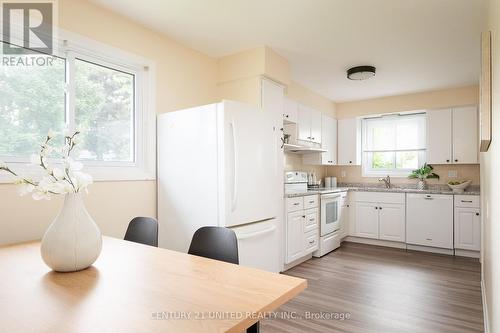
[447,180,472,193]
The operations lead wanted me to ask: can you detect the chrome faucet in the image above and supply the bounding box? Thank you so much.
[379,175,391,189]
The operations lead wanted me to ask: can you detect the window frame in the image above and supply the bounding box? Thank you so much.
[0,29,156,182]
[361,112,427,178]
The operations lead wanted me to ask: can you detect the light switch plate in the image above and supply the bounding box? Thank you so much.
[448,170,458,178]
[341,170,347,178]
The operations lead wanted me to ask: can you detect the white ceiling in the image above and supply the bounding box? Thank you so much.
[90,0,486,102]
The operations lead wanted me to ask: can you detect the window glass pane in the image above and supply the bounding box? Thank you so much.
[0,52,65,157]
[396,151,419,169]
[371,152,394,169]
[74,58,134,162]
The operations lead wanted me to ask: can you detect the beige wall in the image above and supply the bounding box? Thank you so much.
[336,85,479,119]
[482,0,500,331]
[327,86,481,185]
[0,0,219,245]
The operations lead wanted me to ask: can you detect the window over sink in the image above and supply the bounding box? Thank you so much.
[361,113,427,177]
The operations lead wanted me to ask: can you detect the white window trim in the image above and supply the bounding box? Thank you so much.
[0,28,156,183]
[361,112,427,178]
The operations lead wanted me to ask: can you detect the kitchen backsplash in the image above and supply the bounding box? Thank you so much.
[325,164,480,185]
[284,154,326,179]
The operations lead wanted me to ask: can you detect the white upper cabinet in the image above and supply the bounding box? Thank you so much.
[452,106,478,164]
[261,78,285,124]
[302,114,337,165]
[337,118,361,165]
[283,97,298,124]
[427,107,478,164]
[297,104,312,141]
[297,104,322,144]
[427,109,453,164]
[310,109,322,144]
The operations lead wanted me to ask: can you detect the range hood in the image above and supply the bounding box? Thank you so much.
[284,143,327,154]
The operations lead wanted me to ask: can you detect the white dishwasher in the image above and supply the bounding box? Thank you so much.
[406,193,454,249]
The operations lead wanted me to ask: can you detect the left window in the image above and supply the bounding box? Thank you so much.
[0,36,155,181]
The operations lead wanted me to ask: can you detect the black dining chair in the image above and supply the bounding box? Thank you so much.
[188,226,239,264]
[124,217,158,247]
[188,227,259,333]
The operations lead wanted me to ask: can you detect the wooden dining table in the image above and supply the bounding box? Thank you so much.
[0,236,306,333]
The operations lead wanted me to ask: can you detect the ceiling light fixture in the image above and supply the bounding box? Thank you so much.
[347,66,376,80]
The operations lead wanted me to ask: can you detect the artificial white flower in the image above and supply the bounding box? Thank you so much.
[64,158,83,171]
[30,154,41,165]
[0,160,6,169]
[17,183,35,196]
[32,190,51,201]
[63,128,71,137]
[73,171,93,191]
[47,129,55,139]
[52,167,65,180]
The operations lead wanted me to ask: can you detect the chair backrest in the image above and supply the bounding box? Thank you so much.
[188,227,239,264]
[124,217,158,247]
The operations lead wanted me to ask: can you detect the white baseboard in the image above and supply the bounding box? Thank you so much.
[481,278,490,333]
[454,249,481,259]
[344,236,406,249]
[406,244,454,255]
[282,253,312,272]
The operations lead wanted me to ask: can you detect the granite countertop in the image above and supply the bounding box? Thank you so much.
[285,183,480,198]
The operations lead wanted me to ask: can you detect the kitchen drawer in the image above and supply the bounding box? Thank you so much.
[304,208,319,233]
[354,191,405,204]
[286,197,303,212]
[304,230,319,253]
[303,195,319,209]
[455,195,480,208]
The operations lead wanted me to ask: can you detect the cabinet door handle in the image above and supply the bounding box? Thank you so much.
[286,114,289,118]
[309,200,315,204]
[309,218,315,222]
[446,159,450,163]
[375,207,378,210]
[476,212,480,216]
[455,159,458,162]
[309,240,315,244]
[461,200,473,203]
[379,207,383,210]
[293,202,300,206]
[302,215,306,218]
[424,196,433,200]
[426,238,433,241]
[349,161,352,164]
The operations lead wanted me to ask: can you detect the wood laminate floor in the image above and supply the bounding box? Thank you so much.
[261,242,483,333]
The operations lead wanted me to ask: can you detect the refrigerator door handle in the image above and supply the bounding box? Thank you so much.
[230,119,238,212]
[236,225,276,240]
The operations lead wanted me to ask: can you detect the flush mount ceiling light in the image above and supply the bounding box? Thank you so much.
[347,66,376,80]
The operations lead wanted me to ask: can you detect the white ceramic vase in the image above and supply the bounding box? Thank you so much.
[417,179,427,190]
[40,193,102,272]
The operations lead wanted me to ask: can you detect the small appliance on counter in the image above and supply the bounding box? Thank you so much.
[284,171,308,194]
[307,172,321,188]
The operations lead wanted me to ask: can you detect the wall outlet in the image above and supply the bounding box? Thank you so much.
[448,170,458,178]
[341,170,347,178]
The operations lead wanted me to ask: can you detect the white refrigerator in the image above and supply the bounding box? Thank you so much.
[157,100,282,272]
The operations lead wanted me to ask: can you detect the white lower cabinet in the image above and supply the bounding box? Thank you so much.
[339,193,351,238]
[286,211,306,263]
[379,203,406,242]
[285,195,319,264]
[353,192,405,241]
[354,202,379,239]
[454,195,481,251]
